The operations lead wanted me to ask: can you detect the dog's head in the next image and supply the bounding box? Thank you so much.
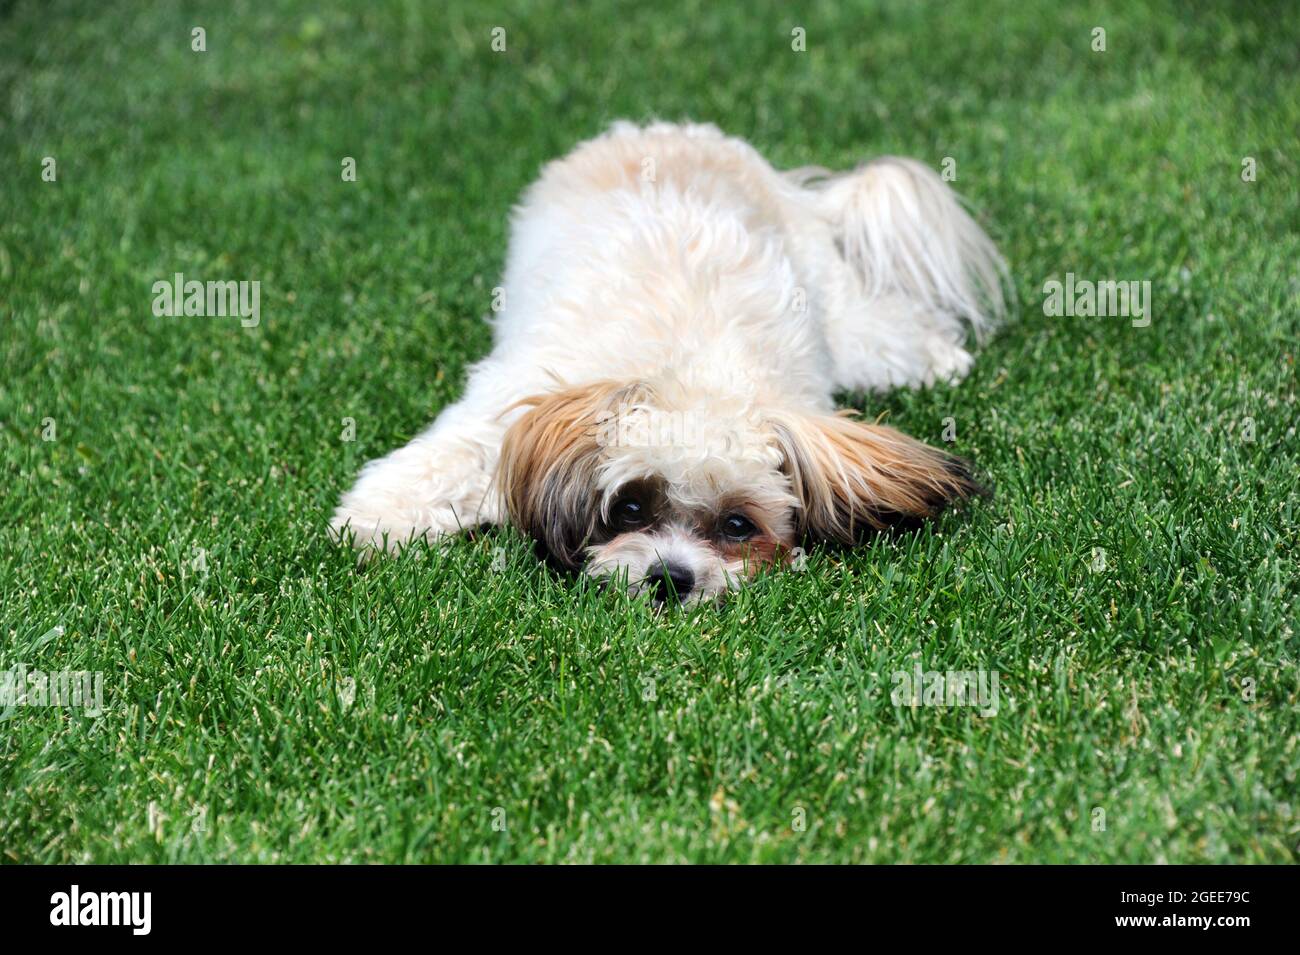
[495,379,984,605]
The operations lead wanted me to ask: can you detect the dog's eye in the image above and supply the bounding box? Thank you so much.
[611,495,651,531]
[721,514,757,540]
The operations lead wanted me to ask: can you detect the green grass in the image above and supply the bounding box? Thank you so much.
[2,0,1297,863]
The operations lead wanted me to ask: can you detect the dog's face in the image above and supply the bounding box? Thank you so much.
[496,380,982,606]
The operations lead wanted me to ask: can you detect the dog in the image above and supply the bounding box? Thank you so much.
[331,121,1007,604]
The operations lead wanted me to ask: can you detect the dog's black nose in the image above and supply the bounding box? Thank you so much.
[647,562,695,603]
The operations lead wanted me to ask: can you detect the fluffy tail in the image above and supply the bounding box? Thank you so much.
[811,157,1009,342]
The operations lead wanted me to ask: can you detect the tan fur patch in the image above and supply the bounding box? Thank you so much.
[495,380,642,568]
[773,410,984,544]
[718,535,789,575]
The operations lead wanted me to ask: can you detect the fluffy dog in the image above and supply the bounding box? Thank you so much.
[332,121,1007,604]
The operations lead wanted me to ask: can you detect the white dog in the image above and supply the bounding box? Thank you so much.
[332,121,1007,604]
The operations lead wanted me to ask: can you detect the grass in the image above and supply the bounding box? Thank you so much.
[1,0,1297,863]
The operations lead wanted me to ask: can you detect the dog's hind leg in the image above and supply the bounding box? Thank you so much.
[802,157,1008,392]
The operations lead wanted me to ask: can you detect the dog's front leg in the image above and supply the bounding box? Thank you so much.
[330,399,505,555]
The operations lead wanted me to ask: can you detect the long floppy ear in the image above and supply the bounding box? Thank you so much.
[771,410,986,544]
[495,380,644,569]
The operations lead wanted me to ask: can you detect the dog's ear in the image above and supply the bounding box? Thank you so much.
[495,380,644,569]
[771,410,986,544]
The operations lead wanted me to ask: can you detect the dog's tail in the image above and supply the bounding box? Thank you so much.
[804,157,1010,343]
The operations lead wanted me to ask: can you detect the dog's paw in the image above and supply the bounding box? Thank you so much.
[328,505,467,558]
[329,429,502,559]
[921,337,975,387]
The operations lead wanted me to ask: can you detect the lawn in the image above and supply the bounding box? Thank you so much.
[1,0,1297,863]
